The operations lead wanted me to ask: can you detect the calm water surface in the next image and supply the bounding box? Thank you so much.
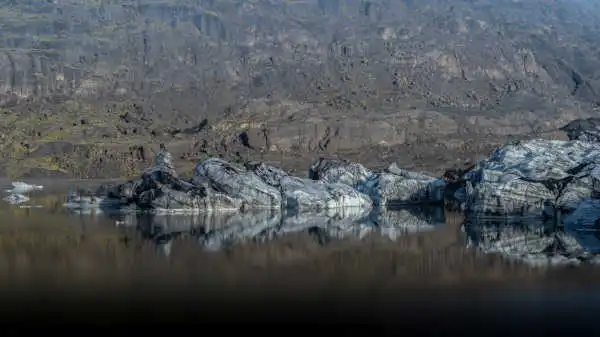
[2,180,600,311]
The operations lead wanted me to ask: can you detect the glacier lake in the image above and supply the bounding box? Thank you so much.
[2,178,600,296]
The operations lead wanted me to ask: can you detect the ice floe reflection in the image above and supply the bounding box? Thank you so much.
[64,198,600,267]
[463,214,600,267]
[68,206,446,255]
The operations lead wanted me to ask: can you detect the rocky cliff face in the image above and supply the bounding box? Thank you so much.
[0,0,598,109]
[0,0,599,178]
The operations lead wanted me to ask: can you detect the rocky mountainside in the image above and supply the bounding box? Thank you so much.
[0,0,599,178]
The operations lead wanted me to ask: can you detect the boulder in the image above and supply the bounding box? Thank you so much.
[463,140,600,216]
[248,161,288,186]
[149,150,178,178]
[69,152,452,214]
[591,165,600,197]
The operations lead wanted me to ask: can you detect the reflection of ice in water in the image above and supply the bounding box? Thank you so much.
[463,215,600,267]
[63,195,126,213]
[114,206,446,256]
[156,237,173,256]
[373,206,445,240]
[562,200,600,263]
[3,193,30,205]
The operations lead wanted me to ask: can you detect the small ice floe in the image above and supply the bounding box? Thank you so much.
[3,181,44,206]
[5,181,43,194]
